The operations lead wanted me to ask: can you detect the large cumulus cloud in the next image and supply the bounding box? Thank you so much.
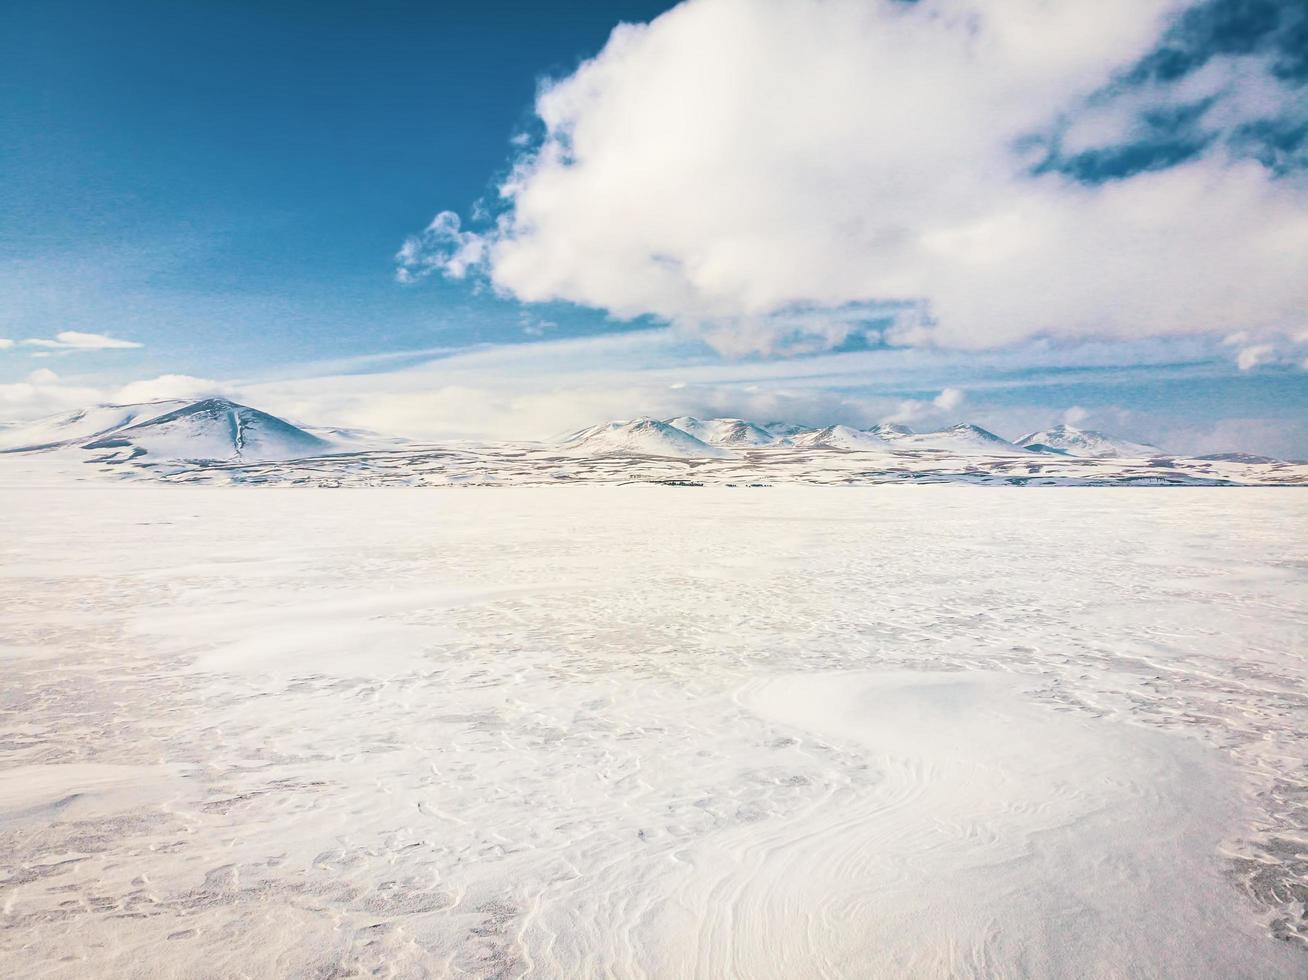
[399,0,1308,354]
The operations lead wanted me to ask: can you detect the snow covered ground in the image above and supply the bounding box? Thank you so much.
[1,486,1305,978]
[9,440,1307,488]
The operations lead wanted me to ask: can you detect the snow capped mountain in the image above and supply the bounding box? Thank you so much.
[90,398,334,462]
[561,418,734,458]
[790,425,892,451]
[665,417,776,447]
[865,422,914,441]
[0,400,192,452]
[762,421,810,439]
[558,417,1134,458]
[2,403,1241,477]
[1016,424,1161,458]
[895,423,1029,455]
[2,398,336,463]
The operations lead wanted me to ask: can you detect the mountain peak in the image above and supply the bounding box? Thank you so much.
[791,425,891,450]
[1016,424,1161,458]
[866,422,913,439]
[1,397,335,464]
[86,398,332,462]
[665,416,774,447]
[563,418,733,458]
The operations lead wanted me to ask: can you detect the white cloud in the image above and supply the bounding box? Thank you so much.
[113,374,222,403]
[933,387,965,412]
[0,378,102,413]
[1062,405,1090,425]
[0,338,14,350]
[1157,415,1308,460]
[395,212,486,284]
[885,388,967,427]
[1222,324,1308,370]
[406,0,1308,355]
[228,328,1266,443]
[1,328,1298,453]
[0,372,215,422]
[236,329,916,440]
[22,330,143,351]
[1235,344,1275,371]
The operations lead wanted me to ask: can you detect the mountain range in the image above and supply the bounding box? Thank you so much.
[1,398,1296,473]
[560,416,1167,460]
[2,398,1301,487]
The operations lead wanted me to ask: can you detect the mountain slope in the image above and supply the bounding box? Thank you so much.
[762,422,810,439]
[896,423,1029,455]
[790,425,892,451]
[0,400,191,452]
[562,419,733,458]
[90,398,334,462]
[3,398,336,463]
[1195,452,1278,464]
[1016,424,1161,458]
[865,422,914,441]
[666,417,776,447]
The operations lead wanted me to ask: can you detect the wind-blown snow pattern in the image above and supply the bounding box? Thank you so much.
[1,486,1304,977]
[1017,424,1162,458]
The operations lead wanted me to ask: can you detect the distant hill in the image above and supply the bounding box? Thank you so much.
[790,425,892,450]
[0,399,192,452]
[2,397,336,463]
[865,422,914,440]
[1016,424,1161,458]
[665,417,775,447]
[558,418,1156,459]
[561,418,734,458]
[892,423,1030,455]
[1195,452,1278,464]
[1,403,1237,474]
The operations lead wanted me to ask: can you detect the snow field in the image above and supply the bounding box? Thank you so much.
[0,486,1304,978]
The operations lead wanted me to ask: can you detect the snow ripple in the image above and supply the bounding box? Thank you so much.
[0,486,1304,977]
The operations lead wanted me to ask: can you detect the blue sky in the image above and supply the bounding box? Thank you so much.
[2,0,1306,455]
[0,0,673,365]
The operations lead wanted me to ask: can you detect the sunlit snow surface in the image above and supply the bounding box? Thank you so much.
[1,486,1305,978]
[15,441,1308,487]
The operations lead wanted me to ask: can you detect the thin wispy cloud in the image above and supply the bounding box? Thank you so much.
[1,322,1302,456]
[20,331,143,351]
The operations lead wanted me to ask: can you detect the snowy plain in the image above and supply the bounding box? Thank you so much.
[1,485,1305,979]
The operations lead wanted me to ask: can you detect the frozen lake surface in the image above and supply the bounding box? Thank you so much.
[1,486,1305,978]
